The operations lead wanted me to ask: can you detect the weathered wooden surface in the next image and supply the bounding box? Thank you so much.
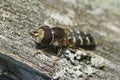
[0,0,120,80]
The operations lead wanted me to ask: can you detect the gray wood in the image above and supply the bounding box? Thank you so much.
[0,0,120,80]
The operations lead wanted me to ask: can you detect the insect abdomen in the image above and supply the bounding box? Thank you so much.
[59,28,96,49]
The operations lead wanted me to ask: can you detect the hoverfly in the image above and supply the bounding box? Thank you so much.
[30,25,96,50]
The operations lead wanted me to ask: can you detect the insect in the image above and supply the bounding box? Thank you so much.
[30,25,96,51]
[30,25,96,66]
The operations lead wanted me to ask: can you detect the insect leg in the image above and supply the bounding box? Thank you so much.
[32,48,48,57]
[52,47,62,66]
